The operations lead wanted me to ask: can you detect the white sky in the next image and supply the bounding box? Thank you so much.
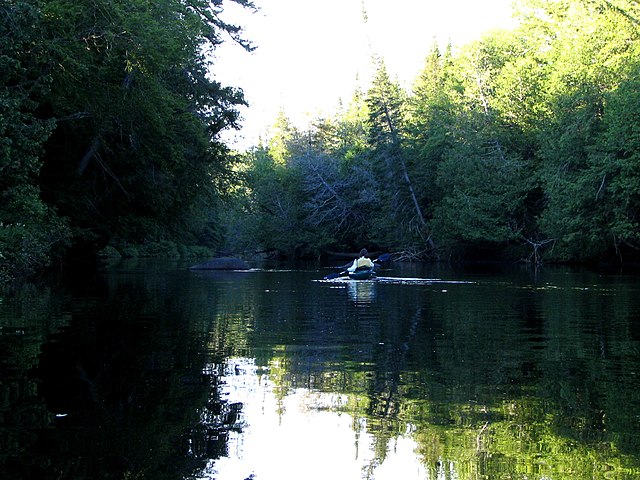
[199,357,433,480]
[212,0,518,149]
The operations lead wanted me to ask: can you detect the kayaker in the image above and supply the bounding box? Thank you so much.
[348,249,374,273]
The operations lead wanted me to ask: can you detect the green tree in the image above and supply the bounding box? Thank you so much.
[587,72,640,260]
[231,0,640,264]
[405,43,457,243]
[530,0,640,261]
[329,88,370,161]
[0,1,70,282]
[267,110,299,165]
[240,145,310,257]
[422,34,531,259]
[36,0,253,257]
[366,59,434,253]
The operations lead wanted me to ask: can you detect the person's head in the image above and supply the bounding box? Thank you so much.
[359,248,368,257]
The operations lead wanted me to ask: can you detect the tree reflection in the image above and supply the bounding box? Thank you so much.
[1,273,228,480]
[3,265,640,480]
[206,268,640,480]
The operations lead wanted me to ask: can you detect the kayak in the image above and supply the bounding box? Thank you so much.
[323,254,391,281]
[348,267,376,280]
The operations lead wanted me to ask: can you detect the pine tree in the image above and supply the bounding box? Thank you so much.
[366,59,434,252]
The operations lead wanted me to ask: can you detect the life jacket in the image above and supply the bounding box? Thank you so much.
[355,256,374,269]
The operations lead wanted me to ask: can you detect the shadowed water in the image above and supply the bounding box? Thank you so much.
[1,260,639,480]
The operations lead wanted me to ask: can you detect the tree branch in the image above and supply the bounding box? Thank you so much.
[77,136,101,175]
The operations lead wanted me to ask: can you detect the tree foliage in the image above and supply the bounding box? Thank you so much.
[1,0,254,280]
[38,0,253,251]
[0,1,70,281]
[234,0,640,265]
[5,0,640,269]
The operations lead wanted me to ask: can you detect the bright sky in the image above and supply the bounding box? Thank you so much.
[212,0,518,149]
[199,357,432,480]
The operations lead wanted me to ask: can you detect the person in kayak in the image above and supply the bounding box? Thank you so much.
[347,249,374,273]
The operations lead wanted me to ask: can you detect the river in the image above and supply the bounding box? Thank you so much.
[1,259,639,480]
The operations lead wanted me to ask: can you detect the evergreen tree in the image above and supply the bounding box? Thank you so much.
[36,0,254,257]
[366,59,434,253]
[596,73,640,259]
[406,43,456,234]
[531,0,640,260]
[0,1,70,281]
[240,144,311,257]
[231,0,640,265]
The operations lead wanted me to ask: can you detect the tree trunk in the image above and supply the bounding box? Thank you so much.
[382,101,435,250]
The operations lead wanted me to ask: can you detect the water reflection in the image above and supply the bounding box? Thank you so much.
[347,280,377,305]
[1,263,640,480]
[1,274,216,480]
[196,357,428,480]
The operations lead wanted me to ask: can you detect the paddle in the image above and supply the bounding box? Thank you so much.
[323,253,391,280]
[374,252,391,263]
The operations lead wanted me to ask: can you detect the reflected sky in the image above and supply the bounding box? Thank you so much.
[198,358,430,480]
[4,262,640,480]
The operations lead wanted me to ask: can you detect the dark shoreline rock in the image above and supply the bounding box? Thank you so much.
[189,257,250,270]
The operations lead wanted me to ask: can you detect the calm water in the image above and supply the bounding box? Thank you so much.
[1,260,639,480]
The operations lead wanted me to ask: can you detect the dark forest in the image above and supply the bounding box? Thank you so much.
[3,0,640,283]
